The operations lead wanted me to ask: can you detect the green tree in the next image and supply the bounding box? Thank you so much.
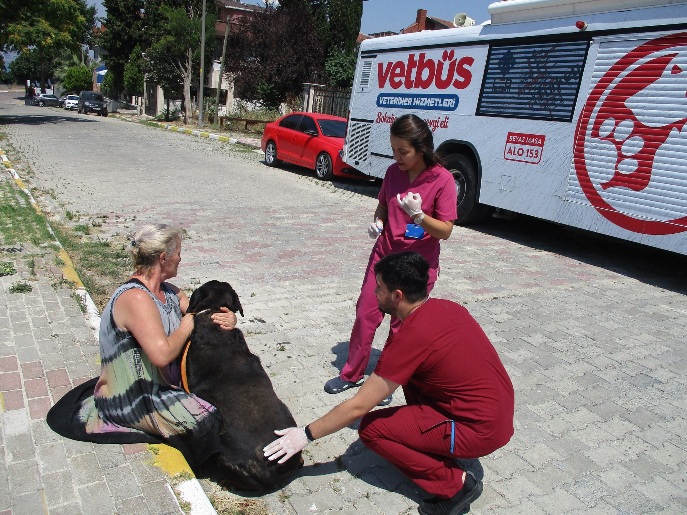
[9,50,50,86]
[123,45,144,98]
[145,1,215,122]
[226,3,324,108]
[326,0,362,53]
[100,70,117,98]
[324,46,358,88]
[62,64,93,93]
[4,0,87,92]
[226,0,362,105]
[0,0,26,50]
[100,0,145,98]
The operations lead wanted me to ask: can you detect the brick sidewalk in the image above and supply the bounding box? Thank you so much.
[0,244,186,514]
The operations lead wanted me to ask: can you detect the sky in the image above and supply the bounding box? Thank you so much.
[89,1,497,34]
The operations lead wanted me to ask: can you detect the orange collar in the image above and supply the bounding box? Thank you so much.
[180,339,191,393]
[180,308,212,393]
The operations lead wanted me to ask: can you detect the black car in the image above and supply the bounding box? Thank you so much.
[78,91,108,116]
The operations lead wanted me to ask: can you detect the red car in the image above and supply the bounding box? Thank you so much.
[261,112,366,180]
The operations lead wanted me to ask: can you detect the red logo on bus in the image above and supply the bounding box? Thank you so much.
[574,33,687,234]
[377,51,474,90]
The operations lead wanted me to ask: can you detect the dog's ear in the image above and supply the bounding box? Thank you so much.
[223,283,244,317]
[232,288,244,317]
[188,286,202,312]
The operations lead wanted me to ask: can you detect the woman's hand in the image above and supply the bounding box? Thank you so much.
[211,307,237,331]
[368,218,384,239]
[397,191,423,217]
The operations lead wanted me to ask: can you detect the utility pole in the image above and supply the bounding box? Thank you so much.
[215,16,231,127]
[198,0,207,127]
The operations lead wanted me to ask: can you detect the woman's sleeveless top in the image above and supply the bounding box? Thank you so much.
[78,280,220,462]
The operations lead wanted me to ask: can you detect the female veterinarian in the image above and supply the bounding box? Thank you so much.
[324,113,458,405]
[60,224,235,465]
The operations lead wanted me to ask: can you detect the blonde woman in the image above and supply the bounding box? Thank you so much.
[58,224,236,465]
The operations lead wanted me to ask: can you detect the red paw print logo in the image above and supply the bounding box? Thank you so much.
[574,33,687,235]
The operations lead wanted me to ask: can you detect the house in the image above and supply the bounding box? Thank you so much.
[358,8,456,42]
[208,0,264,114]
[401,9,455,33]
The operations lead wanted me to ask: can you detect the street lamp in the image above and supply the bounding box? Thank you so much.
[198,0,207,127]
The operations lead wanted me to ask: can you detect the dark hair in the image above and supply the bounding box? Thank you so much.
[390,114,441,167]
[374,252,429,303]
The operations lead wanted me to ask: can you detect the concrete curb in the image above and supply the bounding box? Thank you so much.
[1,149,217,515]
[118,116,263,150]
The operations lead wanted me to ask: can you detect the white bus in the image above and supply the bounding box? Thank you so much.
[344,0,687,255]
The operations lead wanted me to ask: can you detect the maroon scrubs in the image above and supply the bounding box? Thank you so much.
[339,163,457,382]
[359,299,514,498]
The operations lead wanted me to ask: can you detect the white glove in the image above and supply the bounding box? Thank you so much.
[368,219,383,239]
[397,192,423,218]
[263,427,309,464]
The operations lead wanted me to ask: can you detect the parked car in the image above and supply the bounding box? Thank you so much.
[33,93,61,107]
[63,95,79,110]
[261,112,366,180]
[77,91,108,116]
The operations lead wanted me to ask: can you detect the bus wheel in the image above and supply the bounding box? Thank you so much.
[444,153,492,225]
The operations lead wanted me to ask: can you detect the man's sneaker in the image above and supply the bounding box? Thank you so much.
[378,394,393,406]
[324,376,363,394]
[417,471,483,515]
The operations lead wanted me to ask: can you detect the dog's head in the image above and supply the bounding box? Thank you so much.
[188,280,244,317]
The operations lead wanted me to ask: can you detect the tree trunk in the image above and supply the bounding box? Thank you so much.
[183,48,193,124]
[39,49,47,93]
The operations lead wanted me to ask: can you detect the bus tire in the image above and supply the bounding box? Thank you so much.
[443,153,492,225]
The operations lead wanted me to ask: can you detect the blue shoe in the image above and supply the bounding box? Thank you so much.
[378,394,393,406]
[324,376,363,394]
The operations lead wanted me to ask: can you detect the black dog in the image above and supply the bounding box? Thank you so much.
[186,280,302,491]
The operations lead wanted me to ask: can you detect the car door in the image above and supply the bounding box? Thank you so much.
[292,115,319,167]
[276,114,303,163]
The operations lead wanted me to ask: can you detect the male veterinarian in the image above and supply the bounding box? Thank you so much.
[264,252,515,515]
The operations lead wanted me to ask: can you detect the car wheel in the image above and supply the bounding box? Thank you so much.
[39,101,45,107]
[264,141,279,166]
[315,152,334,181]
[443,152,493,225]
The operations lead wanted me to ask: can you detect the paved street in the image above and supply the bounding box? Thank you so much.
[2,89,687,514]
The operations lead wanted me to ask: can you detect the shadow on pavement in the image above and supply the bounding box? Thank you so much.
[260,160,381,199]
[329,341,383,378]
[468,214,687,294]
[0,113,102,125]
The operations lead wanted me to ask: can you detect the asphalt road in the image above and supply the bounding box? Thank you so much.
[2,90,687,514]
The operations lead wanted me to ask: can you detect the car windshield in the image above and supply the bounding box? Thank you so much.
[68,95,79,100]
[317,119,346,138]
[83,92,104,101]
